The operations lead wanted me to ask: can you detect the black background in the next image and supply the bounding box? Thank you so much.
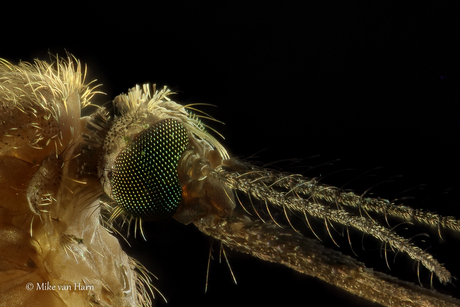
[3,2,460,306]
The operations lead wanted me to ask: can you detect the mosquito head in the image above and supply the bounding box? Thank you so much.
[97,84,235,224]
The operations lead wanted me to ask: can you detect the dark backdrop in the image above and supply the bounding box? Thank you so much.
[3,2,460,306]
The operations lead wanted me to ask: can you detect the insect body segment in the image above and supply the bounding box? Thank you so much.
[110,118,188,221]
[99,84,235,226]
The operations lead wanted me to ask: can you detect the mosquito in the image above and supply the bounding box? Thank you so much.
[1,55,459,307]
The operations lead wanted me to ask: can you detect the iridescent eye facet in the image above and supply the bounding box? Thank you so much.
[110,118,188,221]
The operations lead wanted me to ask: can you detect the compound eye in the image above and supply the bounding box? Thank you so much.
[110,118,189,221]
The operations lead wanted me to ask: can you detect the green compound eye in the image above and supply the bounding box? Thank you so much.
[110,118,188,221]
